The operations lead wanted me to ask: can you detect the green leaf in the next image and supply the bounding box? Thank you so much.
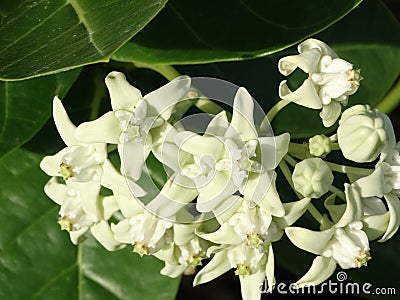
[0,148,180,300]
[0,69,81,159]
[112,0,362,65]
[0,0,168,80]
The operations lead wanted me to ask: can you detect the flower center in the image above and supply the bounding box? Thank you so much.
[246,232,263,247]
[355,250,371,268]
[59,162,74,180]
[133,241,150,257]
[57,216,73,231]
[235,264,251,276]
[187,254,204,268]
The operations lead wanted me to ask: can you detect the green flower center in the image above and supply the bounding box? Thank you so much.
[355,250,371,268]
[235,264,251,277]
[59,162,74,180]
[57,216,73,231]
[133,242,150,257]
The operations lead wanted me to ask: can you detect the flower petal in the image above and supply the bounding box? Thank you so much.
[160,263,187,278]
[91,220,125,251]
[174,223,197,246]
[118,141,150,180]
[353,166,385,198]
[193,250,231,286]
[258,132,290,170]
[197,171,237,213]
[275,197,311,229]
[225,87,257,142]
[74,111,120,144]
[285,227,334,255]
[44,177,68,205]
[114,192,144,218]
[68,181,101,222]
[101,160,146,198]
[205,111,229,136]
[324,194,346,224]
[175,131,224,159]
[336,184,363,228]
[105,71,142,111]
[53,96,78,146]
[40,147,70,177]
[298,38,338,58]
[320,102,342,127]
[146,175,198,218]
[363,212,390,241]
[69,227,88,245]
[102,195,119,220]
[296,256,337,288]
[239,269,266,300]
[196,223,242,245]
[279,79,322,109]
[379,193,400,242]
[145,75,191,120]
[278,48,321,75]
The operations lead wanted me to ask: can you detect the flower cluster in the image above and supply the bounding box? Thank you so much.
[40,39,399,300]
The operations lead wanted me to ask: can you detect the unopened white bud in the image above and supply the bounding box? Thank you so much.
[309,135,331,158]
[292,158,333,198]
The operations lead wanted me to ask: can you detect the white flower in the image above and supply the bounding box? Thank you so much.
[44,177,117,245]
[278,38,361,127]
[173,87,290,214]
[285,184,371,287]
[111,193,173,256]
[337,105,396,163]
[309,134,331,158]
[74,71,191,180]
[40,97,107,183]
[292,158,334,198]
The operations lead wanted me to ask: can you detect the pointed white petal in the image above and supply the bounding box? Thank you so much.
[118,142,150,180]
[146,175,198,218]
[296,256,337,288]
[285,227,334,255]
[197,171,237,212]
[279,79,322,109]
[175,131,224,158]
[336,184,363,228]
[114,193,144,218]
[379,111,396,161]
[258,133,290,170]
[74,112,120,144]
[101,159,146,197]
[145,75,191,120]
[363,212,389,241]
[105,71,142,111]
[379,193,400,242]
[91,220,125,251]
[205,111,229,136]
[160,263,187,278]
[265,244,275,293]
[226,87,257,142]
[248,172,284,217]
[69,227,88,245]
[275,197,311,229]
[320,102,342,127]
[44,177,68,205]
[298,38,338,58]
[196,223,242,245]
[53,96,78,146]
[278,48,321,75]
[239,269,266,300]
[68,181,101,222]
[174,223,196,246]
[111,219,133,244]
[102,196,120,220]
[353,166,385,198]
[40,148,70,177]
[193,250,231,286]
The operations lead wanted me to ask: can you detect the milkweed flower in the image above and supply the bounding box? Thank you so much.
[278,38,362,127]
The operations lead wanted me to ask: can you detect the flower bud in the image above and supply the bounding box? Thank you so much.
[309,134,331,158]
[337,105,395,163]
[292,158,333,198]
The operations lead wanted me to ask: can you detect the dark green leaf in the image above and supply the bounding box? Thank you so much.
[0,69,81,159]
[0,0,167,80]
[112,0,362,65]
[0,149,180,299]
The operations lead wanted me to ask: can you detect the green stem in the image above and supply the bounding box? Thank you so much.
[288,142,310,160]
[283,154,298,168]
[329,185,346,201]
[324,161,373,176]
[136,63,181,81]
[89,74,106,120]
[375,79,400,114]
[265,99,291,123]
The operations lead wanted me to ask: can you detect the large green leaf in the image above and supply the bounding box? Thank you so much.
[112,0,362,65]
[0,0,168,80]
[0,149,180,300]
[0,69,81,159]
